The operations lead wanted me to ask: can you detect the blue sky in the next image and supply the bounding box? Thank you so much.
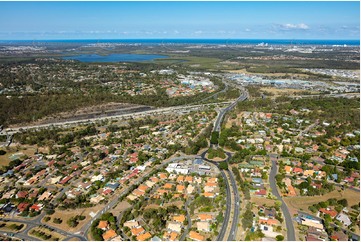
[0,1,359,40]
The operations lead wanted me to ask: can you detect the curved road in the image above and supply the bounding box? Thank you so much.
[269,155,296,241]
[200,85,248,241]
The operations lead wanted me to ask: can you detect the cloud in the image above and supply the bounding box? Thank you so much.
[245,28,251,32]
[279,23,309,30]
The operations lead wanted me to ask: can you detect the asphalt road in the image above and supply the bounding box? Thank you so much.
[269,155,296,241]
[3,102,231,135]
[227,168,240,241]
[179,199,193,241]
[200,86,247,241]
[0,216,86,241]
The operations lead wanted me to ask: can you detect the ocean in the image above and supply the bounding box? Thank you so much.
[0,39,359,46]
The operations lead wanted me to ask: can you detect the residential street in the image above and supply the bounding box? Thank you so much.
[269,155,296,241]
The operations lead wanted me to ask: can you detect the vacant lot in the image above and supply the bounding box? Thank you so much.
[284,188,360,216]
[251,196,277,207]
[260,87,318,96]
[229,69,310,78]
[43,204,105,233]
[109,201,131,216]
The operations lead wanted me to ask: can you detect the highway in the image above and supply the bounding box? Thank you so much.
[269,154,296,241]
[2,102,232,135]
[1,82,248,241]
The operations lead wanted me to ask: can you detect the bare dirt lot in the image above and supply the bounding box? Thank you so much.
[250,196,277,207]
[109,201,132,216]
[284,188,360,216]
[228,69,311,78]
[260,87,319,96]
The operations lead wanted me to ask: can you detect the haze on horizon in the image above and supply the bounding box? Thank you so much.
[0,1,359,40]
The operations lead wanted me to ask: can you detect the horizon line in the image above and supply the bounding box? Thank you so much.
[0,38,360,41]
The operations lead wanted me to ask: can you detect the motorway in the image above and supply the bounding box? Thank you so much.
[1,82,248,241]
[2,102,232,135]
[269,154,296,241]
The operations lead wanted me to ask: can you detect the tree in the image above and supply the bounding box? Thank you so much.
[219,162,228,170]
[210,131,219,144]
[337,199,348,208]
[276,235,284,241]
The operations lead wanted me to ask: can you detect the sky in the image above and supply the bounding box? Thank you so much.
[0,1,359,40]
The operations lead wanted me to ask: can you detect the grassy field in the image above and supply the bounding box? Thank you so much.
[43,205,105,233]
[0,145,36,167]
[0,222,26,232]
[29,226,66,241]
[250,196,278,207]
[284,188,360,216]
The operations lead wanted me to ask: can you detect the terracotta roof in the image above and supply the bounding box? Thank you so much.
[17,202,30,212]
[98,220,109,229]
[133,189,145,196]
[205,182,217,187]
[185,176,193,182]
[176,176,184,183]
[102,229,117,240]
[203,192,215,197]
[287,185,296,196]
[159,173,168,179]
[319,208,338,218]
[198,214,213,221]
[16,191,28,198]
[164,231,178,241]
[284,166,292,173]
[157,189,168,195]
[293,167,304,173]
[163,183,173,189]
[136,232,151,241]
[30,204,42,212]
[173,214,186,223]
[138,184,149,192]
[189,231,205,241]
[176,185,185,192]
[256,189,267,196]
[150,177,159,183]
[131,226,145,236]
[259,218,278,225]
[207,177,217,183]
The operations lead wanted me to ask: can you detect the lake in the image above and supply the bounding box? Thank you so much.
[62,53,168,62]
